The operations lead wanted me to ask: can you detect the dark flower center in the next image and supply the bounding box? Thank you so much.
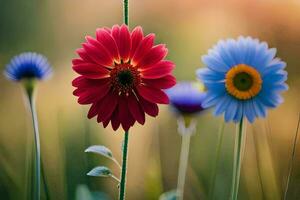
[117,70,134,86]
[110,63,140,95]
[233,72,253,91]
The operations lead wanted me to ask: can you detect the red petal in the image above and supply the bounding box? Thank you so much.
[88,101,101,119]
[97,91,118,122]
[111,108,121,131]
[128,94,145,124]
[117,24,131,62]
[96,28,120,62]
[82,39,113,67]
[73,88,84,96]
[77,82,111,104]
[137,85,169,104]
[73,63,110,79]
[130,26,143,59]
[76,48,95,63]
[103,119,110,128]
[141,60,175,79]
[138,45,168,68]
[142,75,176,89]
[72,76,109,88]
[137,94,159,117]
[132,34,155,66]
[118,96,135,131]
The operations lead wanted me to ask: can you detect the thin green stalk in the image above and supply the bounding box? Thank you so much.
[41,161,50,200]
[118,1,129,199]
[284,112,300,200]
[27,91,41,200]
[177,134,191,200]
[123,0,129,25]
[208,121,225,200]
[230,118,247,200]
[119,131,129,200]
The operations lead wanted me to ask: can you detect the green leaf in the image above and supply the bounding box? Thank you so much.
[85,145,121,169]
[87,166,112,177]
[159,190,178,200]
[85,145,113,159]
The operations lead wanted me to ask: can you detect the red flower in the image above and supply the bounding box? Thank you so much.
[72,24,176,131]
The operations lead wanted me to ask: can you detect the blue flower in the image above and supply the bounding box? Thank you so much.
[166,81,206,116]
[4,52,52,81]
[197,36,288,123]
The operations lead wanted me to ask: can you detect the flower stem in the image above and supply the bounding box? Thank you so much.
[119,131,129,200]
[230,118,247,200]
[118,1,129,199]
[208,121,225,200]
[284,112,300,200]
[123,0,129,25]
[26,85,41,200]
[177,134,191,200]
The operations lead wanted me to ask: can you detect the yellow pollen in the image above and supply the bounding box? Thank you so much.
[225,64,262,100]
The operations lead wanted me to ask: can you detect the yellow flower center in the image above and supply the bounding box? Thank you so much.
[225,64,262,100]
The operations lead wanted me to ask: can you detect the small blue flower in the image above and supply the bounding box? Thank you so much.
[4,52,52,81]
[197,36,288,123]
[166,81,206,115]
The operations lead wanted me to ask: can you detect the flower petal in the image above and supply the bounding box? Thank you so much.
[140,60,175,79]
[130,26,144,59]
[72,63,110,79]
[96,28,120,62]
[88,101,101,119]
[118,96,135,131]
[142,75,176,89]
[138,94,159,117]
[111,108,121,131]
[77,82,111,105]
[72,76,109,88]
[132,34,155,66]
[137,44,168,68]
[97,91,118,122]
[128,94,145,124]
[83,37,113,67]
[137,85,169,104]
[76,48,95,63]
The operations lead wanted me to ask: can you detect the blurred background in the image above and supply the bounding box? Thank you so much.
[0,0,300,199]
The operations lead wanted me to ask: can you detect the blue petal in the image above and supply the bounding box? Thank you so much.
[202,54,229,72]
[252,99,266,118]
[258,91,283,108]
[202,91,224,108]
[214,94,232,116]
[244,101,255,123]
[214,40,237,67]
[4,52,52,82]
[233,102,243,123]
[196,68,225,82]
[224,98,238,122]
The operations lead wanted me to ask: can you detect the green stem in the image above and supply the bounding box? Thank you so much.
[118,1,129,199]
[41,161,50,200]
[284,112,300,200]
[230,118,246,200]
[123,0,129,25]
[177,134,191,200]
[27,89,41,200]
[119,131,129,200]
[209,121,225,200]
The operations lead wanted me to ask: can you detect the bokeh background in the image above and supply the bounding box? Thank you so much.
[0,0,300,199]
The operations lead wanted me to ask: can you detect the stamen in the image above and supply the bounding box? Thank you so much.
[225,64,262,100]
[110,63,141,95]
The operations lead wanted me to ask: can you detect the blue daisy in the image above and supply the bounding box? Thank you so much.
[4,52,52,81]
[197,36,288,123]
[166,81,207,116]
